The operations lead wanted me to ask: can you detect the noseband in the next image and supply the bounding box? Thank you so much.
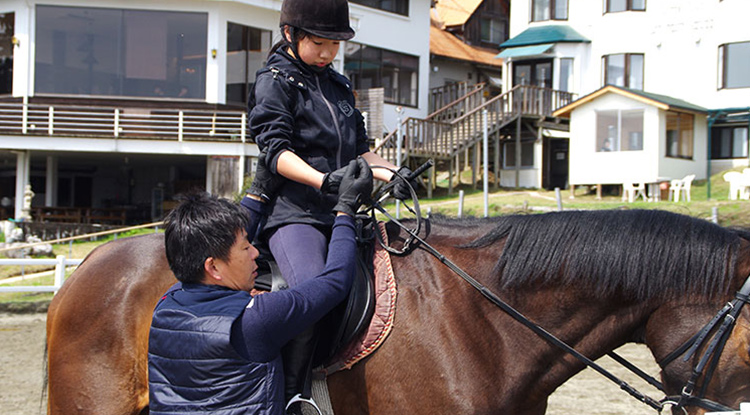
[656,273,750,413]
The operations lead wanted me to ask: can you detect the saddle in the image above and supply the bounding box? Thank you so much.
[253,217,397,373]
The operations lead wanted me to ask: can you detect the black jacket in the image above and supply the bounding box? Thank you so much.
[249,49,369,233]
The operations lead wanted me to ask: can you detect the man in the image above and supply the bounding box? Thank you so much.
[148,157,372,415]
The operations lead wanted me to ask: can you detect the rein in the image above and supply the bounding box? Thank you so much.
[366,181,748,413]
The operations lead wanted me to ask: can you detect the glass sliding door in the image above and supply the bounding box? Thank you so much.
[0,12,13,95]
[35,6,207,99]
[226,22,271,106]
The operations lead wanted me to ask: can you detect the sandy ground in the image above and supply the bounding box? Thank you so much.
[1,312,664,415]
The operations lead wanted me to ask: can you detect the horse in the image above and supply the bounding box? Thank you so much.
[46,208,750,415]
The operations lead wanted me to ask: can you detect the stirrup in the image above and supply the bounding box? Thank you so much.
[286,393,323,415]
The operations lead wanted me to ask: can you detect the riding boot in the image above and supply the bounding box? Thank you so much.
[283,326,318,415]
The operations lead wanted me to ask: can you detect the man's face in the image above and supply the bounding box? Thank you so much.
[213,230,259,292]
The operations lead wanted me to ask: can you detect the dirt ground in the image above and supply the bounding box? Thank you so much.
[1,312,664,415]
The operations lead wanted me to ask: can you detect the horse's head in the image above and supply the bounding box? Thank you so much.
[647,235,750,415]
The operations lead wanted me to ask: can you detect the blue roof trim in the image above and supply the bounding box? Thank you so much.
[497,43,554,59]
[500,25,590,48]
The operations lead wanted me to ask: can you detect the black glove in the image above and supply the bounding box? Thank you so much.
[390,166,420,200]
[248,150,285,202]
[334,158,373,216]
[319,164,349,195]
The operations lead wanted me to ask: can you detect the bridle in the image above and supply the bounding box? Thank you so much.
[656,274,750,413]
[366,166,750,413]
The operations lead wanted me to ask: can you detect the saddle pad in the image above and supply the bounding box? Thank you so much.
[322,221,397,374]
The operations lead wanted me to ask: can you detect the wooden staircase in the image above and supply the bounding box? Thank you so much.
[374,83,575,193]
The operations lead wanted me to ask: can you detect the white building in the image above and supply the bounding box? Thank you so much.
[501,0,750,194]
[0,0,431,222]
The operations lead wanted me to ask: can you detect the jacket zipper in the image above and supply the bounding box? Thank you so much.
[315,76,344,169]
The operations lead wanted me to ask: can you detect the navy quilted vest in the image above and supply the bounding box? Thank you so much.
[148,283,284,415]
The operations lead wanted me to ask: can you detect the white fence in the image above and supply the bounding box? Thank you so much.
[0,255,82,293]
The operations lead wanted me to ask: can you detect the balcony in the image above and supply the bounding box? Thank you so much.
[0,97,249,143]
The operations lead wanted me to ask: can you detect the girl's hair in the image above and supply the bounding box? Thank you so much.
[269,25,308,57]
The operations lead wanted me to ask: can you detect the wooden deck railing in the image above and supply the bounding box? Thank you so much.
[375,85,576,163]
[0,102,248,142]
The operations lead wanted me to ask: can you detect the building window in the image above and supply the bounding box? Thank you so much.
[559,58,574,92]
[350,0,409,16]
[605,0,646,13]
[596,109,644,152]
[226,23,271,106]
[719,41,750,89]
[35,6,207,99]
[504,141,535,168]
[666,112,694,159]
[0,12,13,95]
[480,18,505,45]
[531,0,568,22]
[711,126,748,159]
[603,53,643,90]
[344,43,419,107]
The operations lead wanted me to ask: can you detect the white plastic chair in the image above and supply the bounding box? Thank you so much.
[741,169,750,200]
[668,179,682,202]
[622,183,646,203]
[679,174,696,202]
[724,171,743,200]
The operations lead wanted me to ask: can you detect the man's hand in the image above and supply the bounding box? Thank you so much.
[320,164,349,195]
[247,150,285,202]
[389,166,419,200]
[334,158,373,217]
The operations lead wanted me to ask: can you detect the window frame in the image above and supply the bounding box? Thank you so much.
[0,12,14,95]
[718,41,750,90]
[350,0,409,16]
[595,109,644,152]
[480,17,505,45]
[344,42,419,108]
[605,0,646,13]
[503,140,536,168]
[665,111,694,160]
[225,22,272,106]
[34,5,208,99]
[711,125,749,159]
[530,0,568,22]
[602,53,644,90]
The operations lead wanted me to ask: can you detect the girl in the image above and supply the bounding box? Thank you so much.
[246,0,417,412]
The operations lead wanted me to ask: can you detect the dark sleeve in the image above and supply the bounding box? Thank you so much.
[354,108,370,156]
[248,73,295,174]
[239,196,269,241]
[236,215,357,362]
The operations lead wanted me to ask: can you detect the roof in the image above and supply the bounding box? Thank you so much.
[553,85,708,118]
[430,24,503,68]
[500,25,590,48]
[497,43,553,59]
[433,0,484,28]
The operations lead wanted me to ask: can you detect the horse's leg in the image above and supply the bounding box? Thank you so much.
[47,235,174,415]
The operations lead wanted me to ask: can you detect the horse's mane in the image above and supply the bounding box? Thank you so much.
[449,210,744,301]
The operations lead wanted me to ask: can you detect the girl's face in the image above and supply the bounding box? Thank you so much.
[285,28,340,68]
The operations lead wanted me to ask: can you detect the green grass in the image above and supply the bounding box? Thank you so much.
[381,166,750,227]
[2,167,750,304]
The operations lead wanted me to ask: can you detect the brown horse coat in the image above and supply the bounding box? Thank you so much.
[47,210,750,415]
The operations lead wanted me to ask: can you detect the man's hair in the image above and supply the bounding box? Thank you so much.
[164,192,249,284]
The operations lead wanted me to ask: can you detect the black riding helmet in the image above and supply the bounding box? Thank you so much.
[279,0,355,41]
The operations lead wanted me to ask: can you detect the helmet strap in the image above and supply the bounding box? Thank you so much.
[282,26,326,74]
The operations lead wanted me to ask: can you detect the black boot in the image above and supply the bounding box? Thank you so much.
[283,326,318,415]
